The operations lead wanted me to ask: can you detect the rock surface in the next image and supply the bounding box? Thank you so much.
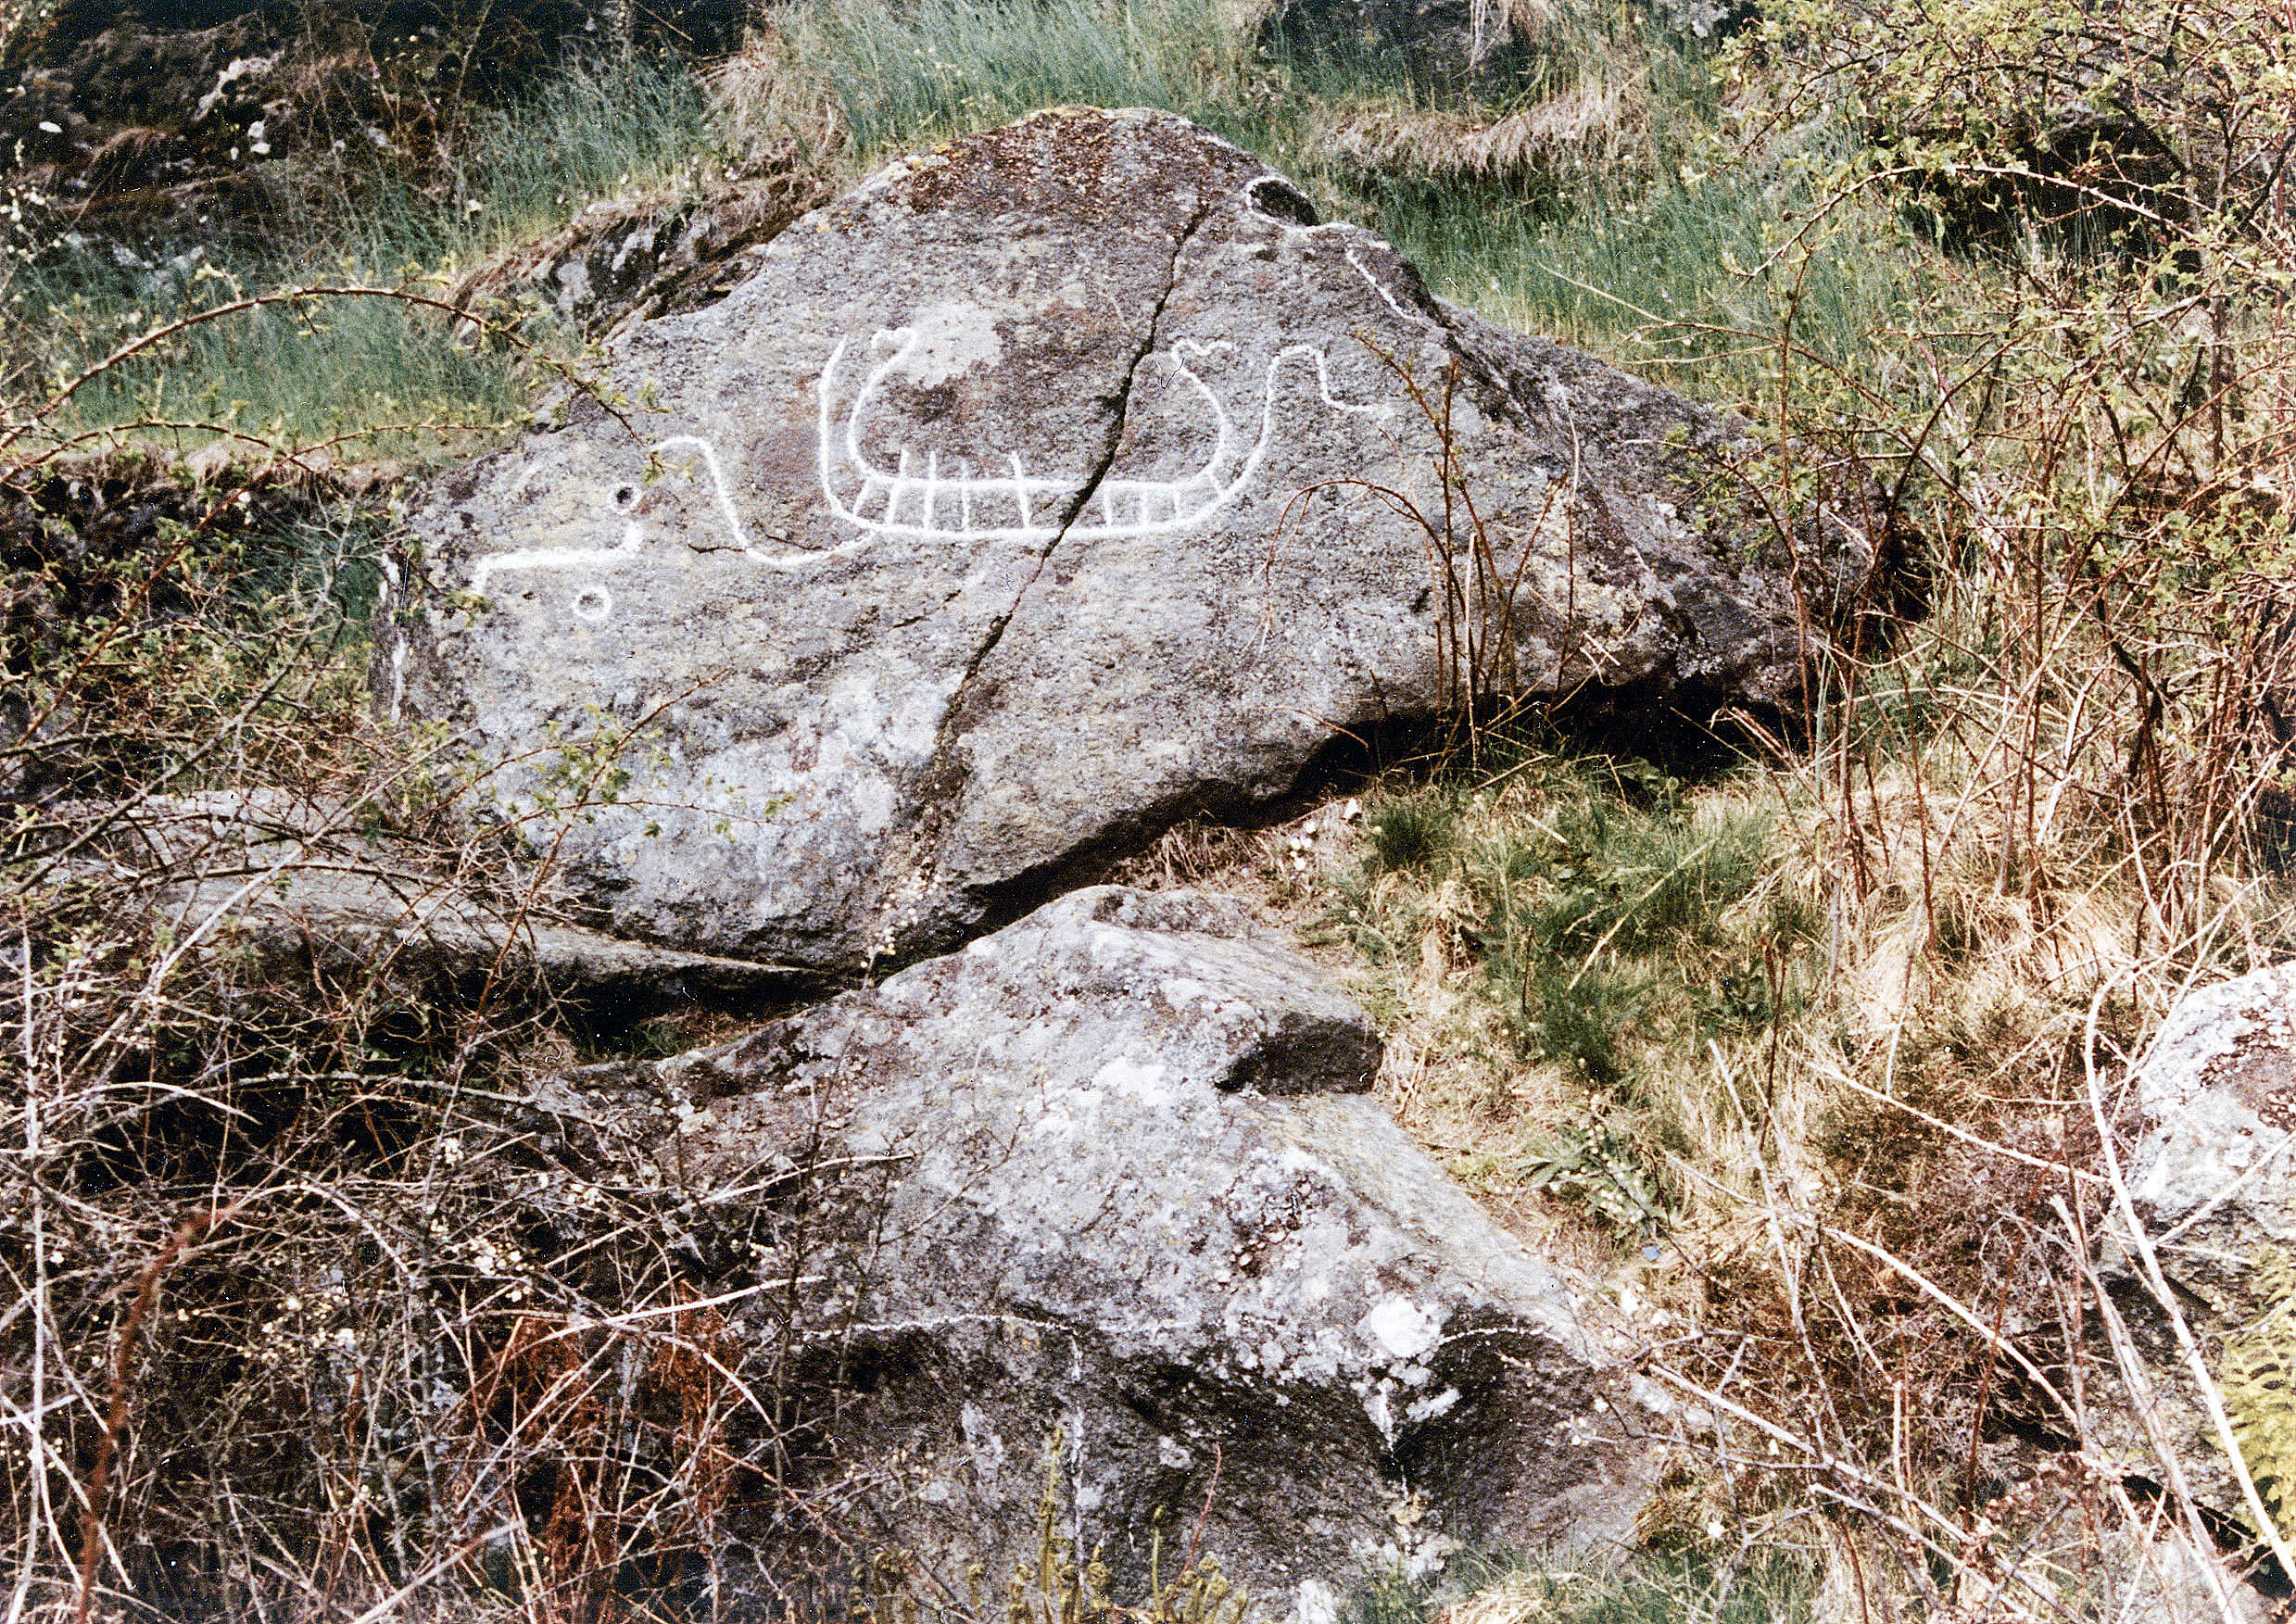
[525,886,1653,1616]
[71,789,788,1020]
[1260,0,1548,100]
[387,106,1879,973]
[2109,962,2296,1523]
[2122,962,2296,1327]
[447,164,837,341]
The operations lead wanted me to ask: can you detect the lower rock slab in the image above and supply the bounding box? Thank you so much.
[520,886,1657,1615]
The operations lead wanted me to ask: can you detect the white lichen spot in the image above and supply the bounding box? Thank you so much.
[1294,1579,1339,1624]
[1404,1387,1461,1425]
[1029,1096,1084,1140]
[1278,1144,1335,1181]
[1092,1057,1175,1105]
[1160,976,1209,1008]
[1360,1296,1442,1361]
[959,1402,1006,1476]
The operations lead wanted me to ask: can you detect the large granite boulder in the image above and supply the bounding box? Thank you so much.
[385,106,1878,972]
[525,886,1653,1617]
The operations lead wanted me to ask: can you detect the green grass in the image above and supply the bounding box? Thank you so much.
[7,49,727,458]
[1323,745,1798,1239]
[1482,781,1776,1088]
[1381,162,1932,398]
[18,277,534,453]
[1368,792,1463,872]
[10,0,1957,461]
[792,0,1255,160]
[1347,1547,1819,1624]
[391,47,729,262]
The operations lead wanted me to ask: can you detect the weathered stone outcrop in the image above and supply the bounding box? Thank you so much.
[2109,962,2296,1520]
[2119,963,2296,1325]
[57,789,789,1020]
[386,106,1880,973]
[446,164,836,341]
[524,887,1654,1617]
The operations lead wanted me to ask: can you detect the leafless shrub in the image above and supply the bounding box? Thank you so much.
[0,282,902,1621]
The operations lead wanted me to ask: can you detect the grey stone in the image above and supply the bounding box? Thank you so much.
[2106,962,2296,1520]
[173,862,792,1014]
[76,789,788,1017]
[446,164,835,341]
[2122,962,2296,1327]
[385,107,1879,972]
[524,886,1653,1617]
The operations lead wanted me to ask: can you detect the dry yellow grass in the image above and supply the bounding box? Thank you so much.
[1311,75,1651,186]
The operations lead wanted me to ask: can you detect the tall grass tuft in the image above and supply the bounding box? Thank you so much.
[783,0,1280,163]
[425,47,732,260]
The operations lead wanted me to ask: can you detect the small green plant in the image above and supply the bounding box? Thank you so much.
[2223,1249,2296,1544]
[856,1430,1255,1624]
[1517,955,1646,1088]
[1470,767,1772,1076]
[1342,1546,1818,1624]
[1508,798,1711,957]
[1513,1114,1676,1241]
[1369,793,1460,872]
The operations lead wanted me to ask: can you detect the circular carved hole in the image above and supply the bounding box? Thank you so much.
[1245,177,1320,229]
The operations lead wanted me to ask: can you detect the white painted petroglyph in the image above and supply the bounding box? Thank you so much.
[1346,247,1441,332]
[816,325,1392,544]
[465,433,858,623]
[464,311,1395,623]
[1227,172,1432,334]
[1360,1296,1443,1361]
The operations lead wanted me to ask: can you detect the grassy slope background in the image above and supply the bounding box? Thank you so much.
[3,0,2294,1618]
